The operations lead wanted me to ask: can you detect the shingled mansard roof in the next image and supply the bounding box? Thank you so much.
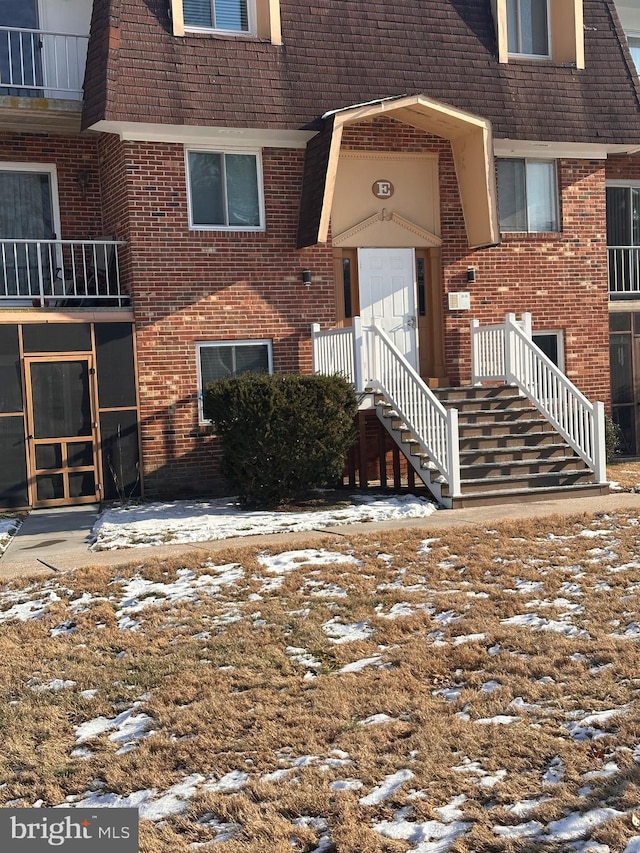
[83,0,640,145]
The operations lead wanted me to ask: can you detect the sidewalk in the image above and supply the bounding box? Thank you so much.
[2,491,640,581]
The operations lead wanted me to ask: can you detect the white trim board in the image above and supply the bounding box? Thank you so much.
[89,121,315,149]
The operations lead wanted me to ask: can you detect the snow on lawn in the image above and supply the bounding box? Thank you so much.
[90,493,437,550]
[0,516,21,556]
[4,511,640,851]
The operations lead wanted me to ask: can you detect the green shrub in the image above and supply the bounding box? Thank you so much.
[605,415,622,462]
[203,373,359,506]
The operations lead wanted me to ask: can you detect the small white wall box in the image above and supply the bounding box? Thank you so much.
[448,291,471,311]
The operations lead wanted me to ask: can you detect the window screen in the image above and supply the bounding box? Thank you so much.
[497,159,558,233]
[199,341,271,384]
[198,340,272,419]
[183,0,249,32]
[507,0,549,56]
[188,151,261,228]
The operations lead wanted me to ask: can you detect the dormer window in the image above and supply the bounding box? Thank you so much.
[628,35,640,75]
[183,0,252,34]
[507,0,549,57]
[492,0,583,68]
[170,0,281,43]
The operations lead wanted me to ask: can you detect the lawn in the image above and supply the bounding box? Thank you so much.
[1,510,640,851]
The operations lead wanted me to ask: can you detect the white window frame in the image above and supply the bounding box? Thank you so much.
[0,162,62,241]
[497,157,559,234]
[532,329,564,370]
[627,32,640,75]
[183,0,257,36]
[196,339,273,423]
[507,0,550,59]
[185,147,265,232]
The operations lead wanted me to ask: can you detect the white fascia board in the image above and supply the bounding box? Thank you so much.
[494,139,640,159]
[89,121,316,149]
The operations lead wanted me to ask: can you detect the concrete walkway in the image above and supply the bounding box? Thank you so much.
[2,491,640,581]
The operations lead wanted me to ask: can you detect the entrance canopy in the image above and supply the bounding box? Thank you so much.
[297,94,499,250]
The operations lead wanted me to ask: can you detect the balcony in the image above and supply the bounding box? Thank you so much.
[0,240,129,308]
[0,26,89,132]
[608,246,640,299]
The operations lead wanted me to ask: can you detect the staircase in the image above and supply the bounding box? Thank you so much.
[376,384,610,508]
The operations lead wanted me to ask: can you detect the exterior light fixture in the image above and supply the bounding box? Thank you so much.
[466,266,476,283]
[302,269,312,286]
[75,171,90,197]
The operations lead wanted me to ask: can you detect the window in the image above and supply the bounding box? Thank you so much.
[197,340,272,421]
[628,35,640,75]
[186,150,263,230]
[607,184,640,297]
[507,0,549,57]
[183,0,252,33]
[532,331,563,369]
[497,158,559,233]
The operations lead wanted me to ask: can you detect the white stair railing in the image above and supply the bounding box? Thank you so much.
[471,313,531,383]
[472,313,606,483]
[311,324,355,384]
[312,318,461,496]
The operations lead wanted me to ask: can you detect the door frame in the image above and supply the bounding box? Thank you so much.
[0,162,61,240]
[24,353,101,507]
[334,245,447,383]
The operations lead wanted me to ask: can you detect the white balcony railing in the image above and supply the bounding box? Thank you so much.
[0,239,128,306]
[0,27,88,98]
[608,246,640,298]
[472,313,606,483]
[312,318,461,496]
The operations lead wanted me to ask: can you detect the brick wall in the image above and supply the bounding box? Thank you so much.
[343,119,610,403]
[99,139,334,497]
[96,124,611,498]
[0,133,103,239]
[443,158,609,401]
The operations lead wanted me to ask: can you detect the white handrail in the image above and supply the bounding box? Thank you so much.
[311,324,355,382]
[471,313,531,383]
[311,318,461,496]
[472,313,606,483]
[365,321,460,494]
[0,26,88,97]
[0,239,127,305]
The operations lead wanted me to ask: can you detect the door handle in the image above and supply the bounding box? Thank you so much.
[406,316,417,329]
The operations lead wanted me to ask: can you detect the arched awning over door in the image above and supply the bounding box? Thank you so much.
[297,94,499,251]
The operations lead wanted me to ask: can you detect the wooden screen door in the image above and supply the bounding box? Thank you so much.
[25,356,100,506]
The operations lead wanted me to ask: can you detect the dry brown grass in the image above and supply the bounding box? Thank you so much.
[608,458,640,491]
[1,511,640,851]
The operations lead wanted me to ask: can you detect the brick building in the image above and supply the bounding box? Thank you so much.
[1,0,640,509]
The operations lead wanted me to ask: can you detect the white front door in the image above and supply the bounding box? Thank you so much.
[358,247,418,368]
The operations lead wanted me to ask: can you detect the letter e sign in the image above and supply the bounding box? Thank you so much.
[372,179,394,199]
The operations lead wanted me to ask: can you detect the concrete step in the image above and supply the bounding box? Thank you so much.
[438,395,531,413]
[458,431,567,452]
[457,420,558,439]
[456,408,546,425]
[434,384,521,403]
[448,482,610,509]
[459,456,589,480]
[441,468,595,497]
[459,444,576,464]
